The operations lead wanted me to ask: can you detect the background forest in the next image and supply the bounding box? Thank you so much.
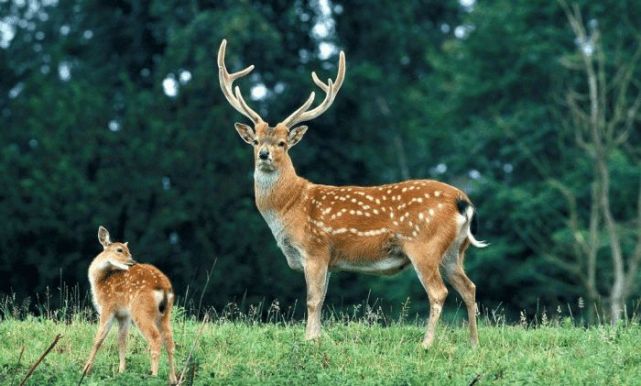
[1,0,641,323]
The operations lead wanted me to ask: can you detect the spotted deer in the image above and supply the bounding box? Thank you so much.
[218,39,488,348]
[82,226,177,384]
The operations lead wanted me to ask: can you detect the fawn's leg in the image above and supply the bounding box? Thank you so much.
[83,313,114,374]
[134,305,163,376]
[159,302,177,385]
[116,315,131,373]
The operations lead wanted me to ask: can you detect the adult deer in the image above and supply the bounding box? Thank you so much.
[218,39,487,348]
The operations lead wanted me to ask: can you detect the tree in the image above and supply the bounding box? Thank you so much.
[551,1,641,322]
[428,0,641,320]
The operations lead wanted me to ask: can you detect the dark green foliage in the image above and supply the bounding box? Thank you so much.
[1,0,640,319]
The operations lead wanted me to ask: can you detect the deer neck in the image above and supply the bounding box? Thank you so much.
[88,259,113,313]
[88,260,113,291]
[254,159,307,229]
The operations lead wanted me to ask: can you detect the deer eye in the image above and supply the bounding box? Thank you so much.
[116,248,123,253]
[278,141,286,147]
[252,139,258,145]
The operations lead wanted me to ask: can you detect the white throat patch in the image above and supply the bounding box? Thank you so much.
[254,169,280,192]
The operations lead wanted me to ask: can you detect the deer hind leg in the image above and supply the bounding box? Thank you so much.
[159,298,177,385]
[443,240,479,347]
[405,241,449,349]
[83,313,114,375]
[304,257,330,341]
[116,315,131,373]
[134,302,163,376]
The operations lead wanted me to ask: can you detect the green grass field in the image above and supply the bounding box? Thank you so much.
[2,310,641,385]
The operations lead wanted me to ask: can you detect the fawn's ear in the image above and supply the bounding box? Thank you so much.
[98,226,111,249]
[235,122,257,145]
[287,125,308,148]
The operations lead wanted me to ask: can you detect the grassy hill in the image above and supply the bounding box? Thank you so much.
[1,309,640,385]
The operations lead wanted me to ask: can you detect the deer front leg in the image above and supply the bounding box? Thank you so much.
[83,314,114,375]
[303,259,329,340]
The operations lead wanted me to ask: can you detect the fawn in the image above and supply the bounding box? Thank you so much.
[82,226,177,384]
[218,39,487,348]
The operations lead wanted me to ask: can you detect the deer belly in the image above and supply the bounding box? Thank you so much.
[333,256,411,275]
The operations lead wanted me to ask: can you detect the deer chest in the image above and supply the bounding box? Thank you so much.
[260,209,306,271]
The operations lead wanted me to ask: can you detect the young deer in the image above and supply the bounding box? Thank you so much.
[82,226,177,384]
[218,40,488,348]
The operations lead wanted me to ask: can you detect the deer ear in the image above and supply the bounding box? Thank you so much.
[287,125,308,148]
[234,122,256,145]
[98,226,111,249]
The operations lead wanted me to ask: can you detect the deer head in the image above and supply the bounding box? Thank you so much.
[94,226,137,271]
[218,39,345,174]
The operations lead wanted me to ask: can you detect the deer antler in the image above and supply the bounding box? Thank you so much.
[218,39,264,124]
[280,51,346,128]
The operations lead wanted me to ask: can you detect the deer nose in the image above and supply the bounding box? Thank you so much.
[259,149,269,160]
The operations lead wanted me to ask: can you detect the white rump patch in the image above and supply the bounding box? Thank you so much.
[460,205,489,248]
[153,289,164,306]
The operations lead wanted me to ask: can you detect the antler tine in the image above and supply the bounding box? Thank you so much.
[311,51,346,93]
[217,39,264,124]
[234,86,264,122]
[279,50,346,128]
[280,92,316,128]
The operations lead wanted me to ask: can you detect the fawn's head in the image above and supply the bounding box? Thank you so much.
[93,226,137,271]
[218,39,345,174]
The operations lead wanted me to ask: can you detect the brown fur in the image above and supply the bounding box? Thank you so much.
[83,226,177,384]
[220,41,485,348]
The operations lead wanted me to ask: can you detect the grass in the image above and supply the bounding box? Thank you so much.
[2,306,641,385]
